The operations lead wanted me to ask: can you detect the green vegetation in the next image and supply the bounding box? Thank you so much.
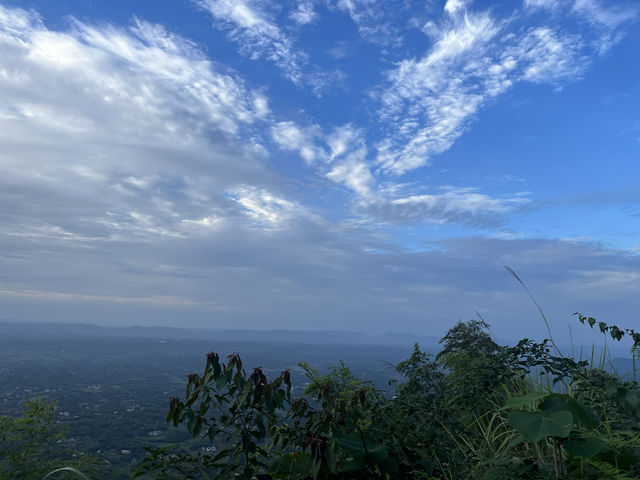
[130,315,640,479]
[0,398,104,480]
[2,315,640,479]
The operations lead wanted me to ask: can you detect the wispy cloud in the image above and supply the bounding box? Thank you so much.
[512,27,585,84]
[227,185,311,228]
[523,0,567,12]
[444,0,472,16]
[0,287,217,307]
[525,0,638,32]
[268,119,528,225]
[0,4,276,246]
[572,0,638,29]
[367,187,531,226]
[330,0,405,46]
[374,0,636,175]
[270,121,325,163]
[377,9,503,175]
[327,154,375,201]
[196,0,308,84]
[269,120,377,203]
[290,0,318,25]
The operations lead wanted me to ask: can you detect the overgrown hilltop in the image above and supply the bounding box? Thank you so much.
[2,316,640,479]
[132,316,640,479]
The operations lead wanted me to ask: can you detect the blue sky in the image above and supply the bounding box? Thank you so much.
[0,0,639,343]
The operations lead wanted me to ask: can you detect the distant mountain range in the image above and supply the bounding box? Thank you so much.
[0,321,441,348]
[1,321,635,376]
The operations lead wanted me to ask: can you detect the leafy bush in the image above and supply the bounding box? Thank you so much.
[134,315,640,479]
[0,398,101,480]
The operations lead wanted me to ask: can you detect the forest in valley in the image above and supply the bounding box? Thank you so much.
[1,315,639,480]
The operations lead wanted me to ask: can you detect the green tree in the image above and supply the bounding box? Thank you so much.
[436,319,498,362]
[387,343,453,478]
[0,398,99,480]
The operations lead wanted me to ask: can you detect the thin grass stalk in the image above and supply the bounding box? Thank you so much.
[569,322,575,360]
[503,266,563,357]
[42,467,92,480]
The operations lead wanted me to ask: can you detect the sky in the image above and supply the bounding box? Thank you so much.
[0,0,639,344]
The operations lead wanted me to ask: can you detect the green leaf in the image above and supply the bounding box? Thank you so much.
[255,414,266,438]
[324,442,337,471]
[270,451,313,476]
[598,446,636,470]
[333,431,366,463]
[381,453,399,476]
[215,374,227,391]
[367,442,388,464]
[264,392,274,414]
[508,410,573,443]
[505,434,525,451]
[187,413,195,433]
[563,436,607,458]
[192,417,203,437]
[541,394,598,430]
[610,326,623,341]
[504,391,547,409]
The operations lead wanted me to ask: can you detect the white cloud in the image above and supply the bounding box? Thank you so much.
[326,124,364,161]
[0,223,94,243]
[268,119,383,210]
[389,187,529,221]
[122,176,156,190]
[270,121,326,163]
[326,41,350,59]
[573,269,640,295]
[355,186,531,226]
[0,287,215,307]
[444,0,472,16]
[290,0,318,25]
[181,215,223,229]
[572,0,638,29]
[523,0,568,11]
[330,0,404,46]
[1,7,267,137]
[197,0,280,39]
[0,4,276,246]
[326,153,375,201]
[196,0,346,94]
[374,0,633,176]
[523,1,637,53]
[514,27,584,83]
[227,185,308,227]
[267,117,524,225]
[196,0,307,84]
[269,121,376,202]
[377,10,501,175]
